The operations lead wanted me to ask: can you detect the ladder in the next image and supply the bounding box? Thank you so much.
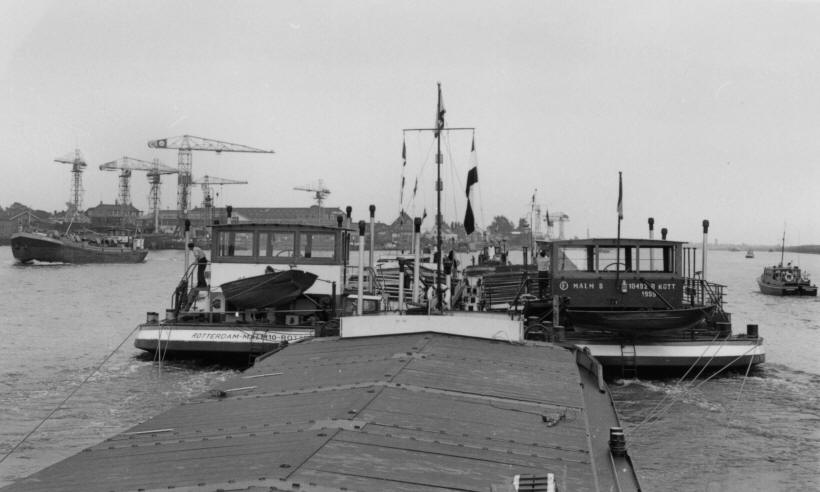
[620,343,638,380]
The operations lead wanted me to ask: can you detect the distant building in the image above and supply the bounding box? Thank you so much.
[144,206,347,236]
[86,202,142,228]
[0,203,53,243]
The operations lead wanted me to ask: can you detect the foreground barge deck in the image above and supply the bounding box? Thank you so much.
[3,331,640,491]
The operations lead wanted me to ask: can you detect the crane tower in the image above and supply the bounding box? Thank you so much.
[294,180,331,207]
[55,148,87,220]
[147,135,274,230]
[100,157,177,231]
[192,174,248,227]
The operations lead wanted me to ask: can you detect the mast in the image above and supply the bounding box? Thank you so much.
[403,83,474,313]
[436,82,444,310]
[780,229,786,266]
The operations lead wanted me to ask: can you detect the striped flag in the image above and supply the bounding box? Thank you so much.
[434,83,446,138]
[617,171,623,220]
[464,138,478,235]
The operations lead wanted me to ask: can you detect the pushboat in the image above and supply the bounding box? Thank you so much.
[512,223,765,376]
[11,230,148,264]
[134,219,356,359]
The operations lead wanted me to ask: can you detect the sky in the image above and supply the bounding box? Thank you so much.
[2,0,820,245]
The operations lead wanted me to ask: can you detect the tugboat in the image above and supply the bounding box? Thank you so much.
[745,249,755,258]
[757,231,817,296]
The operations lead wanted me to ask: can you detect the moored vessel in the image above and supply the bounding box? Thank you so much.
[515,220,765,376]
[134,219,354,359]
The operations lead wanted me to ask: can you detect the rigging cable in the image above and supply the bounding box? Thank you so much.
[0,323,142,466]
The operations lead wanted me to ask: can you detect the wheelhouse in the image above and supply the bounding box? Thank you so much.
[208,222,352,296]
[537,238,689,309]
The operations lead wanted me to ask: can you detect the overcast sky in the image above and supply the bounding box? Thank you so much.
[2,0,819,245]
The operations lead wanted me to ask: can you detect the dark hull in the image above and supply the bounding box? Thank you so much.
[220,270,318,310]
[566,306,712,336]
[757,278,817,296]
[11,232,148,264]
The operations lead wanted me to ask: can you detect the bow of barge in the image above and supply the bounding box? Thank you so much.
[4,320,641,492]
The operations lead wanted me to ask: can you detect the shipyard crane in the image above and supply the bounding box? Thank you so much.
[546,212,570,239]
[55,148,87,221]
[294,180,331,207]
[99,156,178,231]
[192,174,248,227]
[147,135,274,228]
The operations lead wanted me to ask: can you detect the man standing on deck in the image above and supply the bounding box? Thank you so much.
[536,249,550,298]
[189,242,208,288]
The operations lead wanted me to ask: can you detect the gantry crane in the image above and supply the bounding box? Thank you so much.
[55,148,87,221]
[99,156,178,231]
[191,174,248,227]
[147,135,274,229]
[294,179,331,207]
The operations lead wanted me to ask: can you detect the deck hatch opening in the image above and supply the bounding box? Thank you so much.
[513,473,555,491]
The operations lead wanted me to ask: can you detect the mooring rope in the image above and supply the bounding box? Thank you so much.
[0,324,141,465]
[734,344,757,406]
[631,343,760,437]
[630,332,723,433]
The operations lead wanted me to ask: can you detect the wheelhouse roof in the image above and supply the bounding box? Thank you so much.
[211,222,354,233]
[539,237,686,247]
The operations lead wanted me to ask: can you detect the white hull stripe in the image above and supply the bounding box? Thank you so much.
[136,328,314,344]
[574,343,765,358]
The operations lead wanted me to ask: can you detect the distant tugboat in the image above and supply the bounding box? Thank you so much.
[745,249,755,258]
[757,231,817,296]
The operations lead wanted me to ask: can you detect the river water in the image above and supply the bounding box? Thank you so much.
[0,246,817,490]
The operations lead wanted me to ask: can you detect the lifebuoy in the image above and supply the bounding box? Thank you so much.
[783,272,794,282]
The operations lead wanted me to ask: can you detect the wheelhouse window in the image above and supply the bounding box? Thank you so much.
[214,228,341,262]
[597,246,636,272]
[637,246,673,272]
[556,246,591,272]
[270,232,295,258]
[299,232,336,259]
[229,232,253,256]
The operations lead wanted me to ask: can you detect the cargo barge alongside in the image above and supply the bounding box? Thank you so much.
[11,230,147,264]
[2,321,642,491]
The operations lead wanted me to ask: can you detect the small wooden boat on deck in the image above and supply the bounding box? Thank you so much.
[220,269,318,310]
[566,305,714,336]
